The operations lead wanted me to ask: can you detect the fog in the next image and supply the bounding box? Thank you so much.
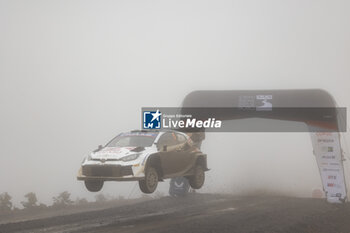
[1,0,349,207]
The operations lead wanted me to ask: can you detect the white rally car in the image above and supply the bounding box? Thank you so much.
[77,130,208,194]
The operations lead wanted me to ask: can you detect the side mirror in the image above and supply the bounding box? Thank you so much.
[93,145,103,153]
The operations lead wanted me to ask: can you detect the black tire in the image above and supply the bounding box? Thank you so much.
[189,165,205,189]
[139,166,158,194]
[84,180,104,192]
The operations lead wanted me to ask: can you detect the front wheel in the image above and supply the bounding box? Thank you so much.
[139,167,158,194]
[188,165,205,189]
[84,180,104,192]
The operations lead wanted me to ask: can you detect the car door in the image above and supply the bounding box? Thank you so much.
[157,132,179,176]
[158,132,194,177]
[172,133,196,175]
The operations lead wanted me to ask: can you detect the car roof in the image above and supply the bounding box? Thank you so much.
[128,129,187,136]
[130,129,178,133]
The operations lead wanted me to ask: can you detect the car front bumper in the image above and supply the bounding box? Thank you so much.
[77,162,146,181]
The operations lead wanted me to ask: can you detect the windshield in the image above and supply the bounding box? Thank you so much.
[106,132,158,147]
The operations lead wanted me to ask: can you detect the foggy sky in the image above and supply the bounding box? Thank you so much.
[0,0,349,206]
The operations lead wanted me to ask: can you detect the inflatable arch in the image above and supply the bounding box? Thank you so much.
[181,89,347,203]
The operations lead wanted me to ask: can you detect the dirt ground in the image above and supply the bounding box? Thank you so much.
[1,193,350,233]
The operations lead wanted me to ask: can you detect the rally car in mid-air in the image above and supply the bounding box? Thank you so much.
[77,130,208,194]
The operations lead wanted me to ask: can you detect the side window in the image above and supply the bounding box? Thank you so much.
[158,133,177,147]
[176,133,187,144]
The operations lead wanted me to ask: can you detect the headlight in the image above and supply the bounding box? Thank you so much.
[121,153,141,162]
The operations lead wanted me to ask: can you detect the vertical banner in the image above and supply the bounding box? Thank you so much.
[310,132,347,203]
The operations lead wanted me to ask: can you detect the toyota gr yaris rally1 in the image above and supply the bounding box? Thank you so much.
[77,130,208,194]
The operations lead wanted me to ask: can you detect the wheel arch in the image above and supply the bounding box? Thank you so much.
[145,153,164,180]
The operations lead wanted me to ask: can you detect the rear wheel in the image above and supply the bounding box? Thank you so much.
[84,180,104,192]
[139,166,158,194]
[189,165,205,189]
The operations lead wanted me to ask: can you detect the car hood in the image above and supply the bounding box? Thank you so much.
[90,146,147,160]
